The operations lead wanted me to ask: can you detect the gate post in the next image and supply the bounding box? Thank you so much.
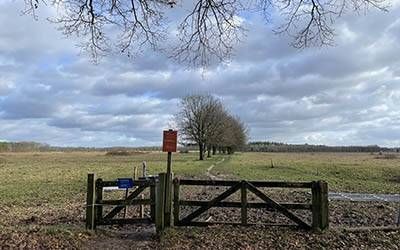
[86,173,96,230]
[95,178,103,223]
[241,181,248,225]
[173,178,180,226]
[311,181,329,231]
[164,172,173,227]
[150,178,156,222]
[156,173,166,233]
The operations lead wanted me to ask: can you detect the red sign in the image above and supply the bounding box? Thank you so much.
[162,130,177,152]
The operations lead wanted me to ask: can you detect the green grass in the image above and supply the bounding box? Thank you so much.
[1,151,399,208]
[215,152,400,193]
[1,151,399,248]
[0,151,224,206]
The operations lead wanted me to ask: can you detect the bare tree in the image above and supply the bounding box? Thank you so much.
[176,94,248,159]
[23,0,389,67]
[220,114,248,154]
[176,94,225,160]
[207,108,229,155]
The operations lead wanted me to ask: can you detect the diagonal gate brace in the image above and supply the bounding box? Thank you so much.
[246,181,311,229]
[179,182,242,225]
[104,185,148,219]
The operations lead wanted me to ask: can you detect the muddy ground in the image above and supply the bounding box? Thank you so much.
[1,186,399,249]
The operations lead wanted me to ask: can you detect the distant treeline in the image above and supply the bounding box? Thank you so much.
[0,141,161,152]
[1,141,398,153]
[0,141,50,152]
[50,146,162,152]
[246,141,398,153]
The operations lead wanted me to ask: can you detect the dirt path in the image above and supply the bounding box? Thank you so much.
[205,158,225,180]
[329,192,400,202]
[86,226,158,250]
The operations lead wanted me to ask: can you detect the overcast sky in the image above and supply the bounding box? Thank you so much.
[1,1,400,147]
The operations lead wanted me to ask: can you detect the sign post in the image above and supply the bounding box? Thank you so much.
[163,129,177,175]
[162,129,177,228]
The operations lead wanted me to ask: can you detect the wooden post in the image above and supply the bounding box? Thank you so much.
[166,152,172,177]
[311,181,329,231]
[86,173,96,230]
[139,162,147,218]
[150,180,156,222]
[397,205,400,226]
[95,178,103,224]
[142,161,147,177]
[241,181,248,225]
[164,172,173,227]
[173,178,180,226]
[133,166,138,180]
[156,173,166,233]
[123,188,128,218]
[162,129,176,228]
[162,150,173,228]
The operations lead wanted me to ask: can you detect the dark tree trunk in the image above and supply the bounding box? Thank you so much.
[207,145,211,158]
[212,146,217,155]
[199,143,204,160]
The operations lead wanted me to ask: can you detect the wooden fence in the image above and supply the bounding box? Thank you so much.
[86,173,328,232]
[86,173,157,230]
[173,179,328,231]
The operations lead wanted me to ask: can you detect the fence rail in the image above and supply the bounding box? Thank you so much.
[173,178,328,231]
[85,173,157,230]
[86,173,329,232]
[178,179,313,188]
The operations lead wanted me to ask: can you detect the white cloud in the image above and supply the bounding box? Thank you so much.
[0,1,399,147]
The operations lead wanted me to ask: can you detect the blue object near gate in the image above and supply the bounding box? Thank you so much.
[117,178,134,189]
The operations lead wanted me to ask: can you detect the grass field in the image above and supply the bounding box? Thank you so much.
[0,151,225,206]
[217,152,400,193]
[1,151,399,206]
[1,151,399,248]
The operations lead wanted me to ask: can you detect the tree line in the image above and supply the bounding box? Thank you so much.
[0,142,50,152]
[0,142,164,153]
[175,94,248,160]
[1,140,397,154]
[246,141,398,153]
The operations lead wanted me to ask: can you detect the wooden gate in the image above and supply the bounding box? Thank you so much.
[173,179,328,231]
[86,173,157,229]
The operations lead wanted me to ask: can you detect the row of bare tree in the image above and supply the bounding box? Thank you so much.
[175,94,247,160]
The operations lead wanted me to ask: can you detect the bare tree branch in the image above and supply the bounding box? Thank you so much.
[172,0,244,68]
[22,0,390,66]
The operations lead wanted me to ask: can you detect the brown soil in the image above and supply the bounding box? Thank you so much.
[2,179,399,249]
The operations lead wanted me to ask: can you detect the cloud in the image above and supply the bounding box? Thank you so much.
[0,1,400,147]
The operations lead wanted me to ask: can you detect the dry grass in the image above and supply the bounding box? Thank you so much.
[215,152,400,193]
[105,150,149,156]
[1,151,400,248]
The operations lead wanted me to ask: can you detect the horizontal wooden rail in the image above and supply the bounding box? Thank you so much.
[98,199,152,206]
[176,221,303,227]
[100,179,156,187]
[179,200,312,210]
[178,179,312,188]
